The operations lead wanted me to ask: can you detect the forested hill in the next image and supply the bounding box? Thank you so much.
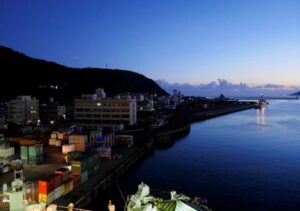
[0,46,168,102]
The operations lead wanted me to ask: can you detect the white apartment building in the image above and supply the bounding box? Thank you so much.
[8,96,39,125]
[74,89,137,130]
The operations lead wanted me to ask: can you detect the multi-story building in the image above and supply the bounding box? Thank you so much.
[74,89,137,130]
[8,96,39,125]
[0,102,8,121]
[39,98,70,124]
[116,93,154,112]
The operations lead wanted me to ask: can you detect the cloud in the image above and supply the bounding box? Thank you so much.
[156,79,300,97]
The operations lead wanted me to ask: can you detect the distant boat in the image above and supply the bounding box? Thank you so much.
[256,95,268,109]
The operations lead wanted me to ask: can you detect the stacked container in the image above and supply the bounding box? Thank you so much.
[49,132,68,146]
[69,135,89,152]
[38,174,62,204]
[61,178,74,196]
[55,140,62,147]
[28,145,43,165]
[71,153,98,179]
[48,138,56,146]
[65,151,82,164]
[70,174,81,188]
[62,144,75,154]
[49,132,57,146]
[51,132,58,139]
[20,145,29,164]
[19,139,40,145]
[0,147,14,157]
[0,147,14,162]
[21,145,43,165]
[55,168,70,182]
[57,132,68,141]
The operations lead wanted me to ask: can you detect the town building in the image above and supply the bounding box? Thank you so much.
[74,89,137,130]
[7,96,39,125]
[116,93,154,112]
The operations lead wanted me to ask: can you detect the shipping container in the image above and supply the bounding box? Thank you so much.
[71,160,86,175]
[61,178,74,196]
[38,191,55,204]
[20,145,28,156]
[70,174,81,188]
[28,155,43,165]
[71,152,97,175]
[69,135,88,144]
[8,137,23,144]
[21,156,28,164]
[54,186,61,200]
[65,151,82,164]
[28,145,39,156]
[50,133,58,139]
[55,167,70,182]
[74,143,86,152]
[62,134,69,141]
[38,178,55,195]
[0,147,14,157]
[52,174,62,189]
[57,133,66,140]
[55,140,61,147]
[38,174,62,195]
[61,178,73,196]
[19,139,40,146]
[49,139,56,146]
[81,170,88,183]
[62,144,75,154]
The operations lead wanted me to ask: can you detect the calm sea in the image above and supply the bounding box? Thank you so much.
[90,100,300,211]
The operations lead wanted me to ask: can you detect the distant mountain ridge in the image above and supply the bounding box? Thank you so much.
[0,46,168,102]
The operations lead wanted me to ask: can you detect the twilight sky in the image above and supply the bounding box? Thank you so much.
[1,0,300,86]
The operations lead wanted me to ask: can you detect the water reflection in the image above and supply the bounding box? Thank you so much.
[257,108,266,128]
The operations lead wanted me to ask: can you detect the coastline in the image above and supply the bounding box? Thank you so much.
[54,102,256,209]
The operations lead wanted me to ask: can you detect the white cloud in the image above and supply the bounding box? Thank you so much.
[156,79,300,97]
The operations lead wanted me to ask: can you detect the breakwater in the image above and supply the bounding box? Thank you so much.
[190,104,255,122]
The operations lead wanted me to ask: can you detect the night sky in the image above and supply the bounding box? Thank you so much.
[1,0,299,86]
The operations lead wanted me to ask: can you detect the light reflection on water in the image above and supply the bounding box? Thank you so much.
[257,107,266,128]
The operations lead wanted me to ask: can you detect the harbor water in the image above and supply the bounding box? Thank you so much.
[91,100,300,210]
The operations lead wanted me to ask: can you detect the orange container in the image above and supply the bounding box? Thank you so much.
[20,139,40,145]
[38,177,55,194]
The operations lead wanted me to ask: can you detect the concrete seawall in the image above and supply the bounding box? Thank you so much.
[190,104,255,123]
